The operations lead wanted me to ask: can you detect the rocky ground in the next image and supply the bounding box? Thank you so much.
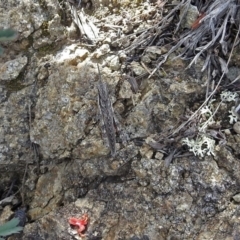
[0,0,240,239]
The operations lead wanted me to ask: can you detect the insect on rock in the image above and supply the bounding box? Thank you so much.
[97,64,117,156]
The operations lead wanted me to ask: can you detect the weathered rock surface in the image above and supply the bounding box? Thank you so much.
[0,56,28,81]
[1,1,240,240]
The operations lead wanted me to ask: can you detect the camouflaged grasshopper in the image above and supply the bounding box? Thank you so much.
[97,64,116,156]
[97,65,128,156]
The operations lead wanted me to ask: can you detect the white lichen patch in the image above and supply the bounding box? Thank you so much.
[182,90,240,157]
[220,91,238,102]
[182,135,215,158]
[229,108,238,124]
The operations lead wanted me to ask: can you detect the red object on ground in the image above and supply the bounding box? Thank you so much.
[191,13,206,30]
[69,214,88,237]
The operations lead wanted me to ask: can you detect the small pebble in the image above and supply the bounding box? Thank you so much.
[233,193,240,203]
[233,122,240,134]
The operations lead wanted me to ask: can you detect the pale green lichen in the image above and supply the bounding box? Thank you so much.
[221,91,239,102]
[182,91,240,157]
[229,108,238,124]
[182,135,215,158]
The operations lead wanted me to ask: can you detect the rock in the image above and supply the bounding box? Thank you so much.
[180,4,199,29]
[226,66,240,81]
[0,196,14,208]
[75,48,89,60]
[32,30,53,50]
[155,152,164,160]
[0,206,13,224]
[0,86,35,162]
[233,122,240,134]
[30,61,98,159]
[66,22,79,40]
[141,54,152,64]
[131,61,147,76]
[144,46,163,61]
[1,1,240,240]
[140,144,154,159]
[0,0,59,40]
[125,102,152,138]
[123,21,134,34]
[233,193,240,203]
[28,166,63,220]
[118,79,132,99]
[0,56,28,81]
[72,136,109,160]
[106,55,120,71]
[176,192,193,212]
[48,14,66,42]
[92,44,110,58]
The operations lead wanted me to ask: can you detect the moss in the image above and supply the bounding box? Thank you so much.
[5,71,26,93]
[27,35,34,48]
[41,21,50,37]
[36,42,56,57]
[37,41,63,58]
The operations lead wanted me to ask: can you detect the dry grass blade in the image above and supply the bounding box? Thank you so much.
[138,0,240,77]
[123,0,186,53]
[170,24,240,137]
[69,3,99,42]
